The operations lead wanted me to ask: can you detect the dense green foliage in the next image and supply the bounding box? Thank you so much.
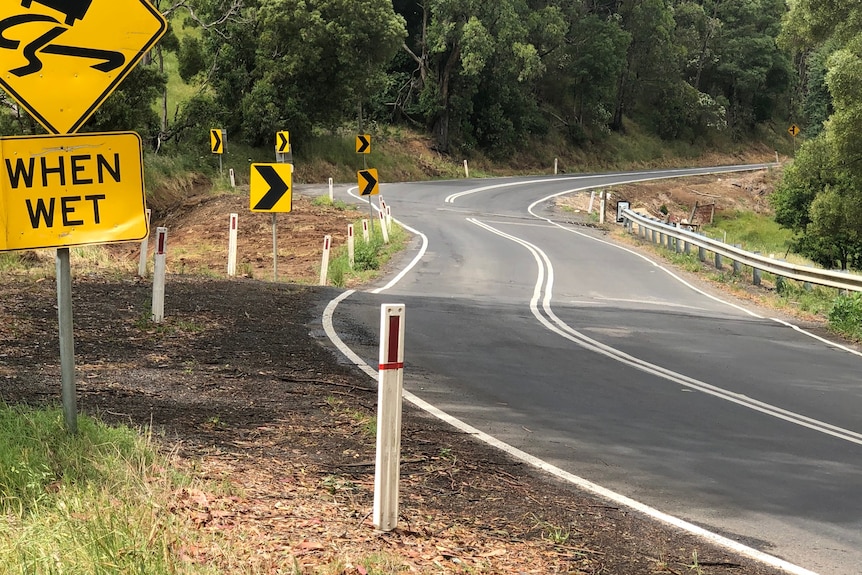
[0,1,797,158]
[771,1,862,271]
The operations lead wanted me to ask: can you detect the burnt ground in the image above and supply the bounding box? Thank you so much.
[0,170,798,574]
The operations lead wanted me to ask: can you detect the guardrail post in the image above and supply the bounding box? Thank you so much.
[699,244,706,262]
[715,252,723,270]
[732,245,742,274]
[753,252,762,286]
[775,260,786,291]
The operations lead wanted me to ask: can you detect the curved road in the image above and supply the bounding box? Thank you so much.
[321,166,862,575]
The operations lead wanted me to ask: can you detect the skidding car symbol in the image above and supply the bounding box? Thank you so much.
[21,0,93,26]
[0,1,123,77]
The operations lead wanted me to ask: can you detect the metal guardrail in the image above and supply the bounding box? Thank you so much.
[621,209,862,293]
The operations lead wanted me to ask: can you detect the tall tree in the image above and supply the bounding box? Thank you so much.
[181,0,406,145]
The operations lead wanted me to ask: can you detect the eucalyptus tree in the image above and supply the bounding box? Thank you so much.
[771,0,862,269]
[396,0,565,153]
[177,0,406,146]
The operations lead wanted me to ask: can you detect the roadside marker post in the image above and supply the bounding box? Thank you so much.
[347,224,355,270]
[362,219,370,243]
[464,160,469,178]
[229,168,236,188]
[319,235,332,286]
[373,304,406,532]
[152,227,168,323]
[138,208,152,277]
[380,198,392,234]
[227,213,239,277]
[329,177,334,202]
[378,209,390,244]
[599,191,607,224]
[588,191,595,214]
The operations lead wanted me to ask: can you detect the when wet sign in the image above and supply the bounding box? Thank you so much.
[0,131,148,251]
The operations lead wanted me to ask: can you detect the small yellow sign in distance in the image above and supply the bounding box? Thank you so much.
[788,124,800,137]
[0,132,147,251]
[0,0,167,135]
[356,134,371,154]
[250,163,292,213]
[276,131,290,153]
[211,129,224,154]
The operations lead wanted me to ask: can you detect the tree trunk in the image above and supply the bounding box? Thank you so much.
[433,45,461,153]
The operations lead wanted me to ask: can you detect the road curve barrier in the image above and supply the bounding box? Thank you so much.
[621,209,862,293]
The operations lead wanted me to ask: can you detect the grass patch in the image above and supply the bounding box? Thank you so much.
[702,211,794,257]
[327,218,409,288]
[828,293,862,341]
[0,404,217,574]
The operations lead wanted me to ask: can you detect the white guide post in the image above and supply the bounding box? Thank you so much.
[227,213,238,277]
[319,235,332,286]
[347,224,355,270]
[152,227,168,323]
[328,177,334,201]
[599,191,606,224]
[229,168,236,188]
[463,160,469,178]
[373,304,406,532]
[362,219,370,243]
[380,198,392,234]
[138,208,151,277]
[378,209,390,244]
[588,191,595,214]
[554,158,558,175]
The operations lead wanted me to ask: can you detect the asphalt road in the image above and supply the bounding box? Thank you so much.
[321,166,862,575]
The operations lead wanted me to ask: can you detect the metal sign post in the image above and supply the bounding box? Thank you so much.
[56,248,77,433]
[272,214,278,282]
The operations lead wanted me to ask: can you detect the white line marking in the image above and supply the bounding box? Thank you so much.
[444,165,774,204]
[468,217,862,445]
[591,295,707,311]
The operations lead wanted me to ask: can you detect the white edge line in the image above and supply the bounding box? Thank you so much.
[322,290,819,575]
[343,185,429,294]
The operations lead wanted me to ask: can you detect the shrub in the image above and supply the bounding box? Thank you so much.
[828,293,862,340]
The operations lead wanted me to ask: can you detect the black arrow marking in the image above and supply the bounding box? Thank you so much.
[277,132,289,153]
[211,130,222,153]
[359,170,378,196]
[253,165,289,210]
[357,135,370,154]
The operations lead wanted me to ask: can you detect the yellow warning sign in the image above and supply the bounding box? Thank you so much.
[0,132,148,251]
[0,1,167,134]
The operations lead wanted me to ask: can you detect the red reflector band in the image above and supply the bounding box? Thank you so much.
[379,362,404,371]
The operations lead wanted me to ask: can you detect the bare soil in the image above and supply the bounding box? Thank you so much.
[0,170,796,574]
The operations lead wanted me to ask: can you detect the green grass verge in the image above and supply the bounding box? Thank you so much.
[639,223,861,340]
[0,404,215,574]
[327,217,408,288]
